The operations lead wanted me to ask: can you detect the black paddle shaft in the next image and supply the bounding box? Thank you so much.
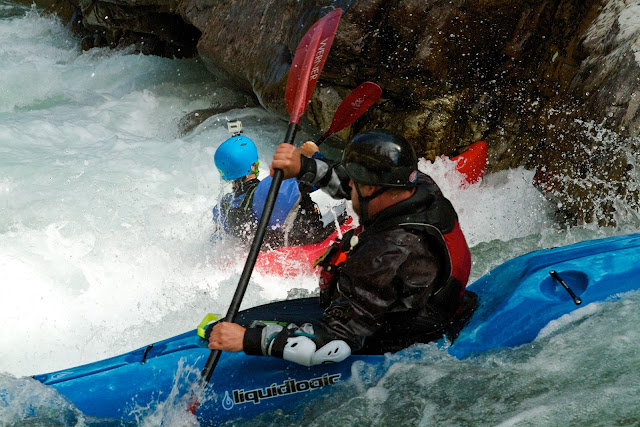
[201,123,299,383]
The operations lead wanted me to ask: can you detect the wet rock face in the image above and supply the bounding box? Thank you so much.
[49,0,640,225]
[529,0,640,226]
[49,0,201,57]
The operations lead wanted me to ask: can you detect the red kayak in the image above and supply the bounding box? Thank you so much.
[452,140,487,185]
[256,140,488,277]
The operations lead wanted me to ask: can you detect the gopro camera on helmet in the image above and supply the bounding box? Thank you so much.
[227,120,243,136]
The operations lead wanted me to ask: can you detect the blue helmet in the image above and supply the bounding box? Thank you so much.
[214,136,259,181]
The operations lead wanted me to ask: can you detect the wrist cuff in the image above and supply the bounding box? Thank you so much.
[297,155,317,184]
[243,327,265,356]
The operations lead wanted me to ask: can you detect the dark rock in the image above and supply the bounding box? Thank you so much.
[177,92,259,136]
[45,0,640,226]
[49,0,201,58]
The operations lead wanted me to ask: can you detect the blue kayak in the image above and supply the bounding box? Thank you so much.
[32,232,640,424]
[450,232,640,358]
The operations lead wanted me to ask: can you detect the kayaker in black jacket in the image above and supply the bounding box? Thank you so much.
[208,130,474,365]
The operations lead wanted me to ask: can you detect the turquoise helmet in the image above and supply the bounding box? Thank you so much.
[214,136,259,181]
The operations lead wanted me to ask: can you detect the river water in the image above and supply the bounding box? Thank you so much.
[1,2,639,426]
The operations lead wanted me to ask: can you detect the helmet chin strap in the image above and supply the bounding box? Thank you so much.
[353,183,387,224]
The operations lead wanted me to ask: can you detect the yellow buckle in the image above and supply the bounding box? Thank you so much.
[197,313,220,339]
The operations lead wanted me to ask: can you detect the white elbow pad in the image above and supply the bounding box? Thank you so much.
[282,336,317,366]
[311,340,351,365]
[281,336,351,366]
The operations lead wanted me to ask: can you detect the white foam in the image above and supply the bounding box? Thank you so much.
[420,157,554,246]
[535,302,603,341]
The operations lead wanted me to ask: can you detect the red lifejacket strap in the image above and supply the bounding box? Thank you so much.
[443,221,471,287]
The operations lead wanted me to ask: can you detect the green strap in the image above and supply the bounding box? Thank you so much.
[239,184,259,212]
[197,313,220,339]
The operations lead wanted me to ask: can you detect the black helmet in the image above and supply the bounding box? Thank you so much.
[342,130,418,188]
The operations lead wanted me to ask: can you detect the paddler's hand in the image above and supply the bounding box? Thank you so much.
[270,143,301,179]
[208,322,246,352]
[300,141,319,158]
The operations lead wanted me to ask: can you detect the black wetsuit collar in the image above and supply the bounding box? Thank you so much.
[233,178,260,198]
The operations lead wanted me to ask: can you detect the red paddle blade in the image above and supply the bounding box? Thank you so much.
[285,8,342,125]
[322,82,382,138]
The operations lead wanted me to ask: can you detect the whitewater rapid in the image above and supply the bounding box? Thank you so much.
[2,3,639,426]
